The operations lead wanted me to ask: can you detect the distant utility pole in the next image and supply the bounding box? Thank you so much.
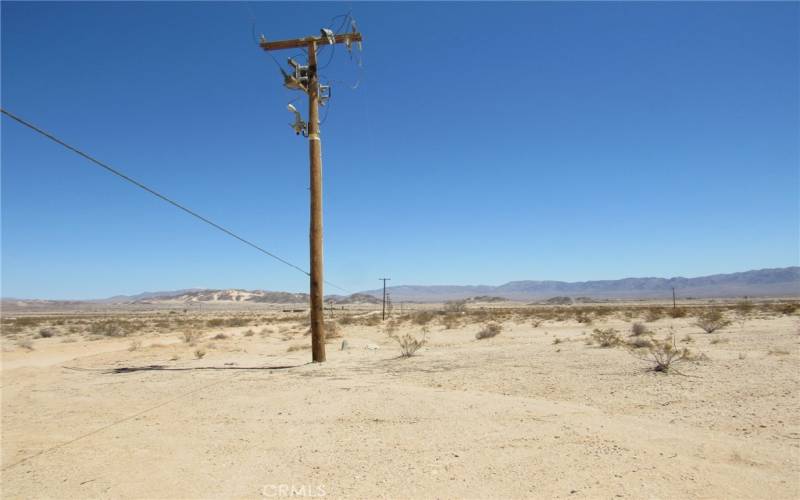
[672,287,677,310]
[380,278,391,320]
[260,28,363,363]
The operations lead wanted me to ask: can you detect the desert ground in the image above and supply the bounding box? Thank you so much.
[1,300,799,499]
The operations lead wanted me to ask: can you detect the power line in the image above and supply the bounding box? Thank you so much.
[0,108,352,294]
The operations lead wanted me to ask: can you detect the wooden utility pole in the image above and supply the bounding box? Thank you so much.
[672,287,677,310]
[380,278,391,320]
[260,29,363,363]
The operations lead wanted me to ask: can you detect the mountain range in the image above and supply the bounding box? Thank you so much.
[3,267,798,305]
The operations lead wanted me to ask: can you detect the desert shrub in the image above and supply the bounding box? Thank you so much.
[774,302,797,315]
[206,318,225,328]
[591,328,621,347]
[181,330,201,344]
[337,315,356,326]
[442,313,460,330]
[212,333,229,340]
[635,335,692,373]
[243,329,255,337]
[475,322,503,340]
[194,348,206,359]
[695,309,729,333]
[287,344,309,352]
[38,327,57,338]
[16,338,34,350]
[574,310,593,324]
[411,310,436,325]
[225,317,250,327]
[13,317,44,328]
[552,337,562,345]
[768,348,790,356]
[630,322,648,336]
[644,307,665,322]
[735,299,755,316]
[667,307,687,318]
[88,319,138,337]
[326,322,342,339]
[531,318,543,328]
[391,331,427,357]
[444,300,467,313]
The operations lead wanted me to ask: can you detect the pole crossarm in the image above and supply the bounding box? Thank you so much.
[260,33,363,52]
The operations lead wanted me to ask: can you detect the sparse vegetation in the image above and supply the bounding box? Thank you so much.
[630,322,648,336]
[181,330,201,344]
[695,309,729,333]
[644,307,664,322]
[444,300,467,313]
[591,328,621,347]
[667,307,687,318]
[635,335,692,373]
[38,327,57,338]
[194,348,206,359]
[390,330,427,357]
[475,322,502,340]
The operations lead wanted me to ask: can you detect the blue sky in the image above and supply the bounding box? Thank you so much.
[2,2,798,299]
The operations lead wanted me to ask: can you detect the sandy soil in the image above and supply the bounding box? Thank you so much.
[1,309,799,498]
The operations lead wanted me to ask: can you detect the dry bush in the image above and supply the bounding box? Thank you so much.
[644,307,665,322]
[287,344,309,352]
[337,314,356,326]
[411,310,436,325]
[591,328,621,347]
[38,327,57,338]
[630,322,648,336]
[774,302,797,315]
[390,330,427,357]
[574,310,593,324]
[212,333,229,340]
[181,330,201,344]
[243,329,255,337]
[681,334,694,343]
[552,337,562,345]
[442,313,460,330]
[531,318,543,328]
[735,300,755,316]
[710,337,729,345]
[667,307,687,318]
[475,322,502,340]
[88,319,141,337]
[444,300,467,313]
[326,322,342,339]
[695,309,729,333]
[16,338,34,351]
[194,348,206,359]
[635,335,692,373]
[768,348,790,356]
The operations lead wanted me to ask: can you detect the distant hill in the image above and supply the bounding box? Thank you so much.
[359,267,800,302]
[4,267,797,306]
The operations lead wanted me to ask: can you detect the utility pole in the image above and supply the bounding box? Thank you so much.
[260,28,363,363]
[672,287,677,310]
[380,278,391,320]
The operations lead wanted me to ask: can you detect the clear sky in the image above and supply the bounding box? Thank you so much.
[2,1,798,299]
